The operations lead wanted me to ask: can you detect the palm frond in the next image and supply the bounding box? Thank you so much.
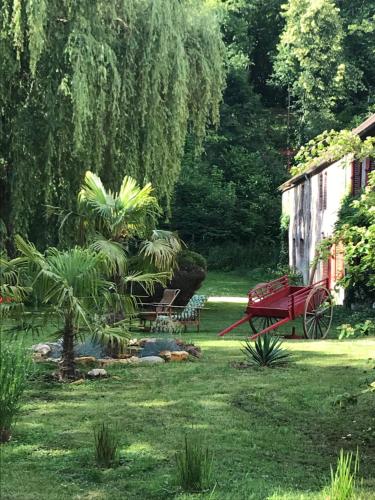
[15,235,45,267]
[150,229,183,251]
[118,176,157,211]
[89,237,128,275]
[140,238,179,271]
[78,171,115,221]
[123,270,170,296]
[91,322,130,352]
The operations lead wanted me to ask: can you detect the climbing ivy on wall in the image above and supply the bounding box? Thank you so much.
[0,0,225,251]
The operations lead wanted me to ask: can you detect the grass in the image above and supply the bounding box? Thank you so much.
[1,269,375,499]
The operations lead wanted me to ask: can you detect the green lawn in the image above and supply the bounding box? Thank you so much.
[1,271,375,499]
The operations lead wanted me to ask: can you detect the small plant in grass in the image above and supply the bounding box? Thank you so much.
[0,342,31,443]
[328,449,359,499]
[242,334,291,367]
[94,422,119,468]
[175,434,213,492]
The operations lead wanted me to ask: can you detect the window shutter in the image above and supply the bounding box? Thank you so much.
[365,157,374,185]
[351,160,361,195]
[318,173,323,210]
[335,241,345,281]
[323,171,327,210]
[322,259,329,280]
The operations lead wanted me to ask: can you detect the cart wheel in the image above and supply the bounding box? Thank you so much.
[303,286,333,339]
[249,316,279,336]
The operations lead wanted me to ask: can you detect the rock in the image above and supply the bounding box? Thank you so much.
[139,338,157,347]
[128,338,140,346]
[31,343,51,357]
[98,357,139,367]
[127,356,141,364]
[170,351,189,361]
[126,346,142,356]
[138,356,165,364]
[71,378,86,385]
[184,345,202,358]
[75,356,96,365]
[159,350,172,361]
[87,369,108,379]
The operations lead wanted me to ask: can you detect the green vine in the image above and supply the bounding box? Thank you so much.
[314,171,375,304]
[291,129,375,176]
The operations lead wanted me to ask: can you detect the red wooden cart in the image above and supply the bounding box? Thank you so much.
[218,276,333,340]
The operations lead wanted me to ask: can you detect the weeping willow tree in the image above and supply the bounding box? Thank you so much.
[0,0,225,252]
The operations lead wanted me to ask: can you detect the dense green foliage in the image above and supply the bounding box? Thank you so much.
[172,1,287,267]
[274,0,375,139]
[0,0,225,251]
[335,172,375,304]
[172,0,375,268]
[0,0,374,268]
[0,341,31,442]
[290,129,375,176]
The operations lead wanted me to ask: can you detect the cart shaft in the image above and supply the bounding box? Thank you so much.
[218,314,252,337]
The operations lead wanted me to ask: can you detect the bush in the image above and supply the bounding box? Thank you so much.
[0,342,31,443]
[169,250,207,306]
[328,449,359,500]
[242,335,291,367]
[267,264,303,285]
[337,319,375,339]
[94,422,119,468]
[176,434,213,492]
[177,250,207,271]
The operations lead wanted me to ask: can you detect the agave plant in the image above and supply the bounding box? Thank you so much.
[242,334,291,367]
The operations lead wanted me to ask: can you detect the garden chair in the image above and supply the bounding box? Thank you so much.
[151,294,206,333]
[138,289,180,329]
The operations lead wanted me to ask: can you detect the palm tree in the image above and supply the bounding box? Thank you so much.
[0,253,29,321]
[77,171,182,276]
[15,236,165,380]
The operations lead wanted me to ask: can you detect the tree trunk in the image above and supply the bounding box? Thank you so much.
[60,315,78,380]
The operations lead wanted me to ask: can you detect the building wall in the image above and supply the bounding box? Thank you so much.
[282,156,352,302]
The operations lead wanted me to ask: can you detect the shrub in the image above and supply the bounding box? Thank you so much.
[94,422,119,468]
[176,434,213,492]
[177,250,207,271]
[328,449,359,500]
[337,319,375,339]
[267,264,303,285]
[170,250,207,306]
[242,335,291,367]
[0,342,31,443]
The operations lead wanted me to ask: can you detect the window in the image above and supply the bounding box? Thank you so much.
[351,158,374,195]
